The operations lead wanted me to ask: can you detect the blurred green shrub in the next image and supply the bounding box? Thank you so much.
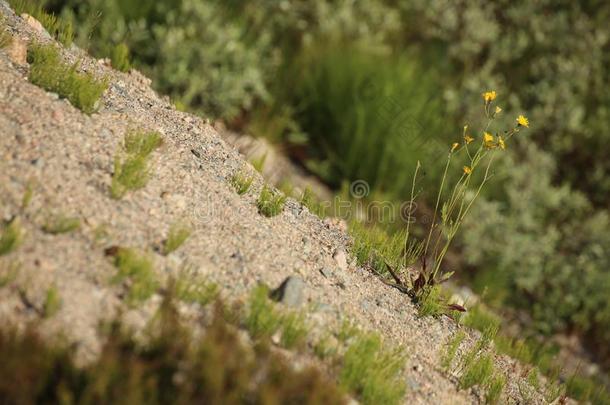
[462,143,610,360]
[398,0,610,206]
[54,0,269,119]
[286,44,446,198]
[0,301,345,403]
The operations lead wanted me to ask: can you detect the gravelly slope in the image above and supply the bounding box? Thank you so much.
[0,3,555,404]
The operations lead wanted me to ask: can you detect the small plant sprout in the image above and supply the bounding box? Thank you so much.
[172,268,218,307]
[231,170,253,195]
[162,222,191,255]
[43,285,61,318]
[111,248,159,305]
[257,185,286,217]
[21,180,35,210]
[42,213,80,234]
[0,218,23,256]
[111,129,163,199]
[28,43,107,114]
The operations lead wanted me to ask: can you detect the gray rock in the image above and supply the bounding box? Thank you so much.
[333,249,348,271]
[270,276,306,308]
[319,267,333,278]
[360,299,373,312]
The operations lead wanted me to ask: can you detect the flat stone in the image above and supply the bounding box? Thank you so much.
[269,276,306,308]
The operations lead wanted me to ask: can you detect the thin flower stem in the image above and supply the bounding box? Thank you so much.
[404,161,421,265]
[431,152,495,280]
[424,153,452,258]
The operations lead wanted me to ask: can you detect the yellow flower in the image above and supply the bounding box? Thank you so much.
[498,136,506,150]
[464,135,474,144]
[517,114,529,127]
[482,90,497,103]
[483,132,496,149]
[451,142,460,152]
[495,106,502,114]
[463,166,472,175]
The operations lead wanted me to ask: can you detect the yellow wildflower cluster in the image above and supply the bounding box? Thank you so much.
[482,90,497,103]
[483,132,496,149]
[448,91,530,176]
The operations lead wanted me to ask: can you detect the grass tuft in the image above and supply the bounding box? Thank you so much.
[28,43,107,114]
[124,129,163,156]
[162,222,191,255]
[339,332,406,405]
[43,286,61,318]
[459,351,494,390]
[21,181,34,210]
[42,213,80,234]
[244,285,281,340]
[111,130,162,199]
[486,373,506,404]
[300,187,326,218]
[338,319,360,343]
[250,153,267,173]
[111,248,158,305]
[279,311,308,350]
[257,185,286,217]
[442,330,466,370]
[0,261,20,287]
[231,170,254,195]
[172,268,218,307]
[111,43,131,72]
[8,0,73,45]
[314,334,337,360]
[0,298,346,403]
[462,304,502,333]
[417,285,445,318]
[350,221,412,276]
[0,16,12,49]
[0,219,23,256]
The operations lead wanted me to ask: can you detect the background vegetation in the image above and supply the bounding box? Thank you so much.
[37,0,610,377]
